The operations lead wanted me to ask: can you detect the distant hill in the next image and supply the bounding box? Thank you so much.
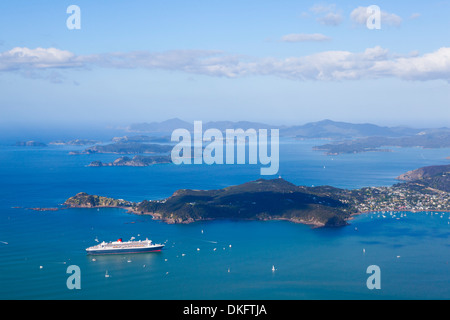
[49,139,100,146]
[203,121,280,131]
[397,164,450,181]
[126,118,449,140]
[314,132,450,155]
[15,141,47,147]
[70,142,172,155]
[396,164,450,193]
[127,118,278,133]
[397,174,450,193]
[127,118,192,133]
[89,155,171,167]
[63,163,450,227]
[65,193,133,208]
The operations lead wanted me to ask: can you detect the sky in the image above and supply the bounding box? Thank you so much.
[0,0,449,129]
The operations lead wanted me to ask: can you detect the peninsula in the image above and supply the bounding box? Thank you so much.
[314,132,450,155]
[63,164,450,228]
[69,142,172,155]
[89,155,171,167]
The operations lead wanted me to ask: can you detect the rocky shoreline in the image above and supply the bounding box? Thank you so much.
[88,155,171,167]
[48,164,450,228]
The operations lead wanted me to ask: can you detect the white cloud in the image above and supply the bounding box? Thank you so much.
[310,4,337,14]
[1,46,450,82]
[281,33,331,42]
[350,6,402,27]
[410,13,421,20]
[317,12,343,26]
[371,47,450,81]
[309,4,343,26]
[0,47,81,71]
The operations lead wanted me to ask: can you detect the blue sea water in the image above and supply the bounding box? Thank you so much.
[0,138,449,299]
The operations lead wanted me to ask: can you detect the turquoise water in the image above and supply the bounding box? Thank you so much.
[0,139,449,299]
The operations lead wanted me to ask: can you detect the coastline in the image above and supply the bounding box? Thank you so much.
[47,162,450,229]
[129,208,329,227]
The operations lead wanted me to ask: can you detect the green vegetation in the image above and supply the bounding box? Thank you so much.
[49,139,100,146]
[397,164,450,182]
[89,155,171,167]
[70,142,172,155]
[64,193,133,208]
[15,141,47,147]
[314,132,450,155]
[133,179,352,227]
[63,164,450,227]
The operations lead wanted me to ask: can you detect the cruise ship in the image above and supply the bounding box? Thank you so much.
[86,238,165,255]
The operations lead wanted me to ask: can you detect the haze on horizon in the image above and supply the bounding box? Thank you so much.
[0,1,449,129]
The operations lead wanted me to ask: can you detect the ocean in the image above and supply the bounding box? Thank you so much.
[0,138,449,299]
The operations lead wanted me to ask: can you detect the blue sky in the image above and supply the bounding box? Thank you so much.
[0,0,449,128]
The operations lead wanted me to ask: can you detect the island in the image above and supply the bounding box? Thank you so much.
[65,179,353,227]
[313,132,450,155]
[69,142,172,155]
[131,179,354,227]
[64,193,134,208]
[112,135,171,144]
[49,139,100,146]
[397,164,450,182]
[89,155,172,167]
[63,164,450,228]
[15,141,47,147]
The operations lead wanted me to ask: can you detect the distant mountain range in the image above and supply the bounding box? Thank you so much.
[282,119,442,139]
[127,118,280,134]
[126,118,450,140]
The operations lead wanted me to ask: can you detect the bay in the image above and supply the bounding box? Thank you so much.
[0,138,449,299]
